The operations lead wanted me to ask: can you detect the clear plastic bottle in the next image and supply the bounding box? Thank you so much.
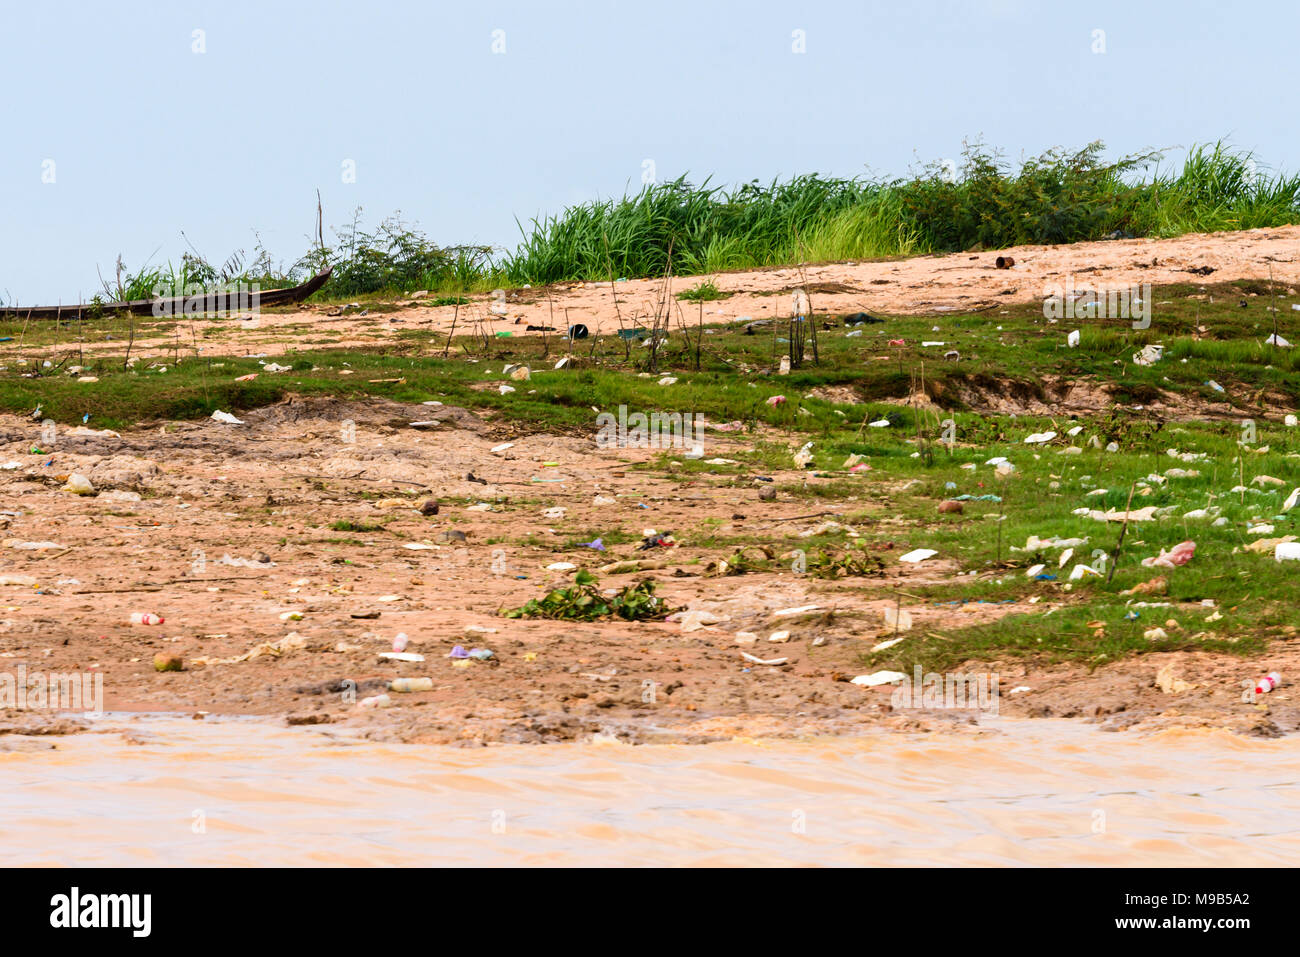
[389,677,433,693]
[1256,671,1282,695]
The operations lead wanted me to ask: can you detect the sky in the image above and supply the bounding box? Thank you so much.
[1,0,1296,302]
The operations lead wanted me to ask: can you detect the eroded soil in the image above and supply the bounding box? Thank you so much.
[0,397,1293,745]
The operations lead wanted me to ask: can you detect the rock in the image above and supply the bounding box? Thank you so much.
[420,499,440,516]
[252,551,271,564]
[286,713,332,726]
[758,486,776,501]
[437,529,468,544]
[937,500,963,514]
[153,653,184,673]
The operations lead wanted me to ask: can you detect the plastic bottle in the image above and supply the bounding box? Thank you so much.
[1255,672,1282,696]
[130,612,164,625]
[392,632,409,652]
[389,677,433,693]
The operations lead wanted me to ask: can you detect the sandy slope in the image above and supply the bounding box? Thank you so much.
[5,225,1298,364]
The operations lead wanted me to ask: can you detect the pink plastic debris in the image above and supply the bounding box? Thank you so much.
[1141,539,1196,568]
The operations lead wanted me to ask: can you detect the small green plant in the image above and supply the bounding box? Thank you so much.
[805,543,886,579]
[677,279,730,302]
[502,570,673,621]
[328,519,387,533]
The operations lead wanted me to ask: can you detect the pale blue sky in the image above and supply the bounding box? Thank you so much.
[1,0,1295,302]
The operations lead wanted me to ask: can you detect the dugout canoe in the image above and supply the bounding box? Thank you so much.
[0,267,333,320]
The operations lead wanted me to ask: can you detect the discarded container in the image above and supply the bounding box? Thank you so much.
[568,324,589,339]
[358,694,393,709]
[1275,542,1300,562]
[1255,671,1282,696]
[393,632,410,652]
[130,612,164,625]
[64,473,95,495]
[389,677,434,693]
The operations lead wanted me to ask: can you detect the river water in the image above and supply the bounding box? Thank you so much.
[3,715,1298,866]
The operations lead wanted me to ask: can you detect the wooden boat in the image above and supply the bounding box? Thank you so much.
[0,267,333,320]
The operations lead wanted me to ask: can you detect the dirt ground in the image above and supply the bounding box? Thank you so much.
[0,396,1295,746]
[9,224,1299,365]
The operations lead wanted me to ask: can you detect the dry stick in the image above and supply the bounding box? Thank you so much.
[123,312,136,371]
[17,309,32,366]
[442,301,460,357]
[316,189,325,254]
[1105,482,1138,584]
[191,322,209,405]
[1270,263,1279,345]
[697,299,704,370]
[543,284,555,357]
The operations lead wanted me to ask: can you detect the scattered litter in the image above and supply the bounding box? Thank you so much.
[851,670,907,687]
[1133,344,1164,366]
[773,604,820,618]
[899,548,937,563]
[1141,540,1196,568]
[63,474,95,496]
[741,652,789,666]
[389,677,433,692]
[882,606,912,632]
[5,539,66,551]
[210,410,244,425]
[1156,663,1195,694]
[1254,672,1283,695]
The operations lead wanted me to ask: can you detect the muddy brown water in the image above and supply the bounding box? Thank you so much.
[3,715,1298,866]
